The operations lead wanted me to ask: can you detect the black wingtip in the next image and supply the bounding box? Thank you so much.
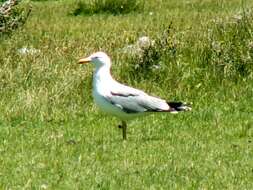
[167,101,192,112]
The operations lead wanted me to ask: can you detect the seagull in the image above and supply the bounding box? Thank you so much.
[78,51,191,140]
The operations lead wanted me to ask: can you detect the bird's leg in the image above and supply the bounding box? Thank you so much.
[122,121,127,140]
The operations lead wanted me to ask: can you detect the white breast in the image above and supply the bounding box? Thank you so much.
[92,68,129,119]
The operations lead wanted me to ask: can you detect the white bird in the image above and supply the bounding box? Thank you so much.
[79,52,191,140]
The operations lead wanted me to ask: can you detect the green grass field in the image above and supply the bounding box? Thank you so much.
[1,0,253,189]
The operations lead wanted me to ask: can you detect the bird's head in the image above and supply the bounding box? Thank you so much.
[78,51,111,69]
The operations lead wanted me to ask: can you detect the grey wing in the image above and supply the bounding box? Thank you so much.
[106,89,170,114]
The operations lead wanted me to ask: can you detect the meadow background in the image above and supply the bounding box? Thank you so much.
[0,0,253,189]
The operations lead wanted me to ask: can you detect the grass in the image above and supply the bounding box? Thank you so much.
[72,0,144,16]
[0,0,253,189]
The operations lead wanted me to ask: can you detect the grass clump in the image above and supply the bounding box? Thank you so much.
[124,23,180,81]
[128,9,253,81]
[72,0,144,16]
[0,0,31,37]
[201,9,253,78]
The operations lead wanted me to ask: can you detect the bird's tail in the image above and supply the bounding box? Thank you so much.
[167,101,192,113]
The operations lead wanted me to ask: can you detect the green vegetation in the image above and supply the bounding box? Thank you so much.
[0,0,253,189]
[0,0,31,37]
[72,0,143,16]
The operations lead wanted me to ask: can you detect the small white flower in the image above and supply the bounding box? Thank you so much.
[121,36,154,56]
[151,64,161,70]
[211,41,221,52]
[18,47,41,55]
[41,184,48,189]
[247,41,253,50]
[233,13,242,21]
[137,36,154,50]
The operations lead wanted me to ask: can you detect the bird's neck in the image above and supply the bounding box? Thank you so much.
[93,66,113,85]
